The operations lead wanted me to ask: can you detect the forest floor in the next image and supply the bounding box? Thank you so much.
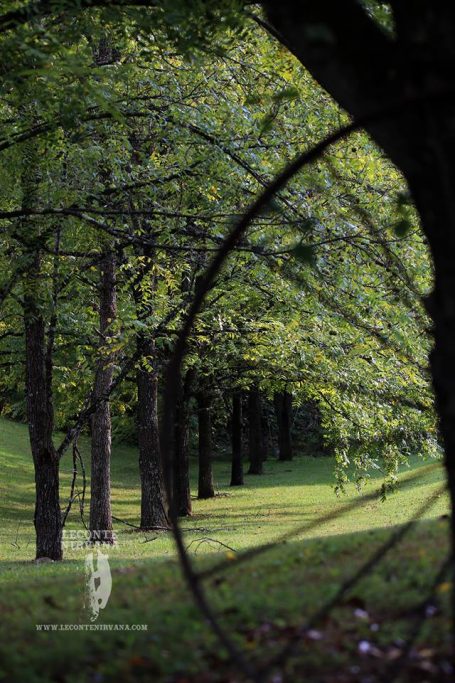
[0,417,452,683]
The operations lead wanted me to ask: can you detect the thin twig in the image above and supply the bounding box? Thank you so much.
[61,440,79,528]
[187,537,237,555]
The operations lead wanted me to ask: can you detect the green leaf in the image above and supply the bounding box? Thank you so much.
[393,218,411,237]
[299,217,318,233]
[292,243,316,264]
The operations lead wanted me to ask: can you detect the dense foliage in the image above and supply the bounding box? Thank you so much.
[0,11,437,495]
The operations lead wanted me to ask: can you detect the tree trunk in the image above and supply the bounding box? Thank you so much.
[197,385,215,499]
[261,403,270,461]
[411,171,455,614]
[230,391,243,486]
[128,220,169,527]
[24,253,62,560]
[248,388,264,474]
[173,369,194,515]
[20,132,62,561]
[89,252,116,544]
[137,339,169,529]
[429,266,455,542]
[274,391,293,461]
[89,41,122,542]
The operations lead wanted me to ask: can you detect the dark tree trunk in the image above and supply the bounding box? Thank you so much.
[89,252,116,544]
[430,270,455,617]
[248,388,264,474]
[261,403,270,461]
[173,369,194,516]
[230,392,243,486]
[411,171,455,613]
[274,391,293,461]
[126,183,169,528]
[24,253,62,560]
[197,385,215,499]
[20,133,62,561]
[89,44,121,544]
[137,339,169,529]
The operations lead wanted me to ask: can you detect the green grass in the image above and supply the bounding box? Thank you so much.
[0,417,452,682]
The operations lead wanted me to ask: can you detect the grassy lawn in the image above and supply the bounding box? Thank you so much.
[0,417,452,682]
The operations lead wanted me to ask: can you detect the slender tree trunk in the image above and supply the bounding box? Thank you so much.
[274,391,293,461]
[173,369,194,515]
[126,166,169,527]
[261,402,270,462]
[197,385,215,499]
[24,252,62,560]
[20,133,62,561]
[89,252,116,544]
[90,43,121,544]
[230,391,243,486]
[89,41,120,543]
[137,338,169,529]
[248,388,263,474]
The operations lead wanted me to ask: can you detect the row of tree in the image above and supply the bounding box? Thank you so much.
[0,4,438,561]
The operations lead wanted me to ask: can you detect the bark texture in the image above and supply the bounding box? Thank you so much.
[89,252,116,543]
[127,125,169,528]
[21,137,62,561]
[137,339,169,529]
[24,253,62,560]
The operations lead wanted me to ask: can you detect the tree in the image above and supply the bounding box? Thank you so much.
[173,369,194,516]
[274,390,293,461]
[197,379,215,499]
[89,251,116,543]
[136,341,169,529]
[247,387,264,474]
[19,132,62,560]
[260,0,455,585]
[0,1,442,561]
[230,391,244,485]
